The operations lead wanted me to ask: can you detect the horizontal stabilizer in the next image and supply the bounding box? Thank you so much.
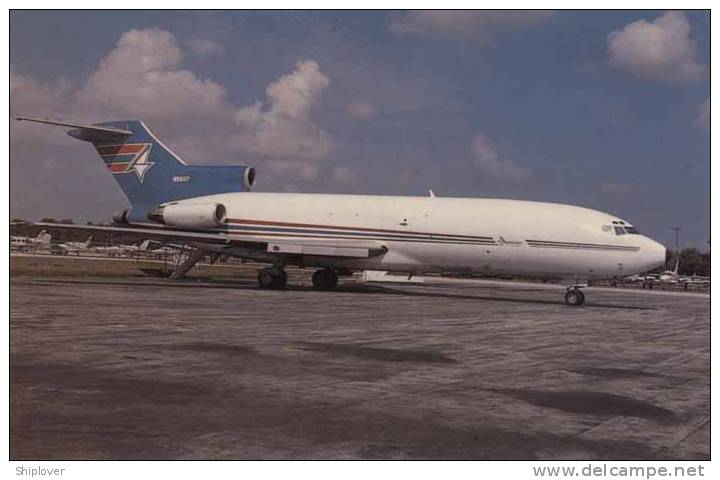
[12,115,132,141]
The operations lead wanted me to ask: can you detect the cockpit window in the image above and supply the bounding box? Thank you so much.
[602,225,612,233]
[614,226,627,235]
[624,226,640,234]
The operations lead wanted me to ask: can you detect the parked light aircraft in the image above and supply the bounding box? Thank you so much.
[679,274,710,288]
[123,239,152,254]
[10,230,51,251]
[656,259,681,284]
[93,239,153,257]
[646,258,710,289]
[91,244,125,257]
[13,116,667,306]
[55,236,93,255]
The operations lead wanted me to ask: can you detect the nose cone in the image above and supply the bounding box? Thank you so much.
[642,236,667,271]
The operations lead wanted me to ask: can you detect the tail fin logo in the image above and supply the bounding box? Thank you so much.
[96,143,155,183]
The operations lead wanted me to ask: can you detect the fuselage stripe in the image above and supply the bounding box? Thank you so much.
[526,240,639,251]
[224,230,497,246]
[222,223,497,244]
[225,218,496,242]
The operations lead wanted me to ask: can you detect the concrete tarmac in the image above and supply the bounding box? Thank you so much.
[10,272,709,460]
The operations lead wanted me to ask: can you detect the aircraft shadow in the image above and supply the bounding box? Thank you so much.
[335,284,657,311]
[483,387,678,424]
[32,278,656,310]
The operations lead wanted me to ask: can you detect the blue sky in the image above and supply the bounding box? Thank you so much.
[10,10,710,249]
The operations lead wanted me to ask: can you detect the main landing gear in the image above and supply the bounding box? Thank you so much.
[564,286,585,306]
[258,265,288,290]
[312,268,339,291]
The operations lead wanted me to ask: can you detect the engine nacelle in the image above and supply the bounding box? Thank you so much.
[112,208,130,225]
[148,203,227,229]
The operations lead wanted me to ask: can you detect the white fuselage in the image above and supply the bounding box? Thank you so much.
[157,192,667,280]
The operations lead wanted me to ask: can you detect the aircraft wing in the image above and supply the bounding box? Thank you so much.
[32,223,388,259]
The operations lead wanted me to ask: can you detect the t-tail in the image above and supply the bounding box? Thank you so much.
[13,116,256,223]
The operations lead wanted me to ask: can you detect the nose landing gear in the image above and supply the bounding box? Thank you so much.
[564,287,585,306]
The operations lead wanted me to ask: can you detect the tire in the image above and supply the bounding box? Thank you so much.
[271,270,288,290]
[258,267,286,290]
[564,289,585,306]
[258,268,274,289]
[312,269,338,291]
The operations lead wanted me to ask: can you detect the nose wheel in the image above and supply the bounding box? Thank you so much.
[258,266,288,290]
[564,287,585,306]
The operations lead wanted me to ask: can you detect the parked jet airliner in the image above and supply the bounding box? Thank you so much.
[13,116,667,305]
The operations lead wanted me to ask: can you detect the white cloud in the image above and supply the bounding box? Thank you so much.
[600,181,636,196]
[390,10,552,41]
[234,60,333,174]
[607,12,706,84]
[10,72,76,145]
[10,72,73,115]
[695,98,709,130]
[183,37,225,56]
[78,28,230,119]
[471,133,530,184]
[345,100,375,119]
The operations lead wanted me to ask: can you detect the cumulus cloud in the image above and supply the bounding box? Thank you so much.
[78,28,230,119]
[471,132,530,184]
[695,98,709,130]
[345,100,375,119]
[183,37,225,56]
[234,60,333,170]
[10,72,73,115]
[10,72,77,145]
[390,10,552,41]
[600,181,636,196]
[607,12,706,83]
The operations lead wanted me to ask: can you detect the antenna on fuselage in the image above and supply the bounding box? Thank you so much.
[429,189,437,198]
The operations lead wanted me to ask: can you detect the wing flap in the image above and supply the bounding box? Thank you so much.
[31,223,389,258]
[267,241,386,258]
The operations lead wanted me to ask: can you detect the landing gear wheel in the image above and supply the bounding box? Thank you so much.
[258,267,287,290]
[312,269,339,291]
[564,288,585,306]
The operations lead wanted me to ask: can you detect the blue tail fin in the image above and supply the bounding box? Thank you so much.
[82,120,255,207]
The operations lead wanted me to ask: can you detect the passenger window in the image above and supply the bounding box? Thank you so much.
[614,226,626,235]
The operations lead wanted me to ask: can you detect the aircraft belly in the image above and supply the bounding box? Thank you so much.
[369,242,641,278]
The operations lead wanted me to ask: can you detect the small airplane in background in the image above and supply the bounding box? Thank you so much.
[656,259,681,284]
[121,239,152,254]
[53,236,93,255]
[679,274,710,287]
[624,258,710,290]
[92,239,153,257]
[91,243,125,257]
[10,230,52,252]
[13,115,668,306]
